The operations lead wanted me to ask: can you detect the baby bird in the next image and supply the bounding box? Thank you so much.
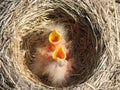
[43,29,73,86]
[30,24,74,86]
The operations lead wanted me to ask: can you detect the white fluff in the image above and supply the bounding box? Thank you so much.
[46,23,67,39]
[43,60,72,85]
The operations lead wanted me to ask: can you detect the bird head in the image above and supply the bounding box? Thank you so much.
[49,29,61,45]
[52,46,66,63]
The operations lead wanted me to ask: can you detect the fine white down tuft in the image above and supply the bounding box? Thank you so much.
[43,60,73,85]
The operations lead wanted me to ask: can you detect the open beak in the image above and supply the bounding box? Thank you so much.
[49,29,61,45]
[52,46,66,62]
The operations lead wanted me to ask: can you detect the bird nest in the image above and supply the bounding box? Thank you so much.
[0,0,119,89]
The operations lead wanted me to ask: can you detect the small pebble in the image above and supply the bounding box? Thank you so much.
[58,60,66,67]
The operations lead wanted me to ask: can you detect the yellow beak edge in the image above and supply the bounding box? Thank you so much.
[49,29,61,45]
[52,46,66,62]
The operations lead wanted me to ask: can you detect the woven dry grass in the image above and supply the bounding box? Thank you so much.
[0,0,120,90]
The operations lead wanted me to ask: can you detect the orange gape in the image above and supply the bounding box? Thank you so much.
[49,29,61,51]
[49,29,66,62]
[52,46,66,62]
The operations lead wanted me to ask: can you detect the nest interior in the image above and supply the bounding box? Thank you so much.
[4,0,108,89]
[17,4,104,87]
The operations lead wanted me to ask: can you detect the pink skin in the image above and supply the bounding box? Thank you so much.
[33,38,71,67]
[49,39,66,51]
[33,38,66,66]
[30,46,52,75]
